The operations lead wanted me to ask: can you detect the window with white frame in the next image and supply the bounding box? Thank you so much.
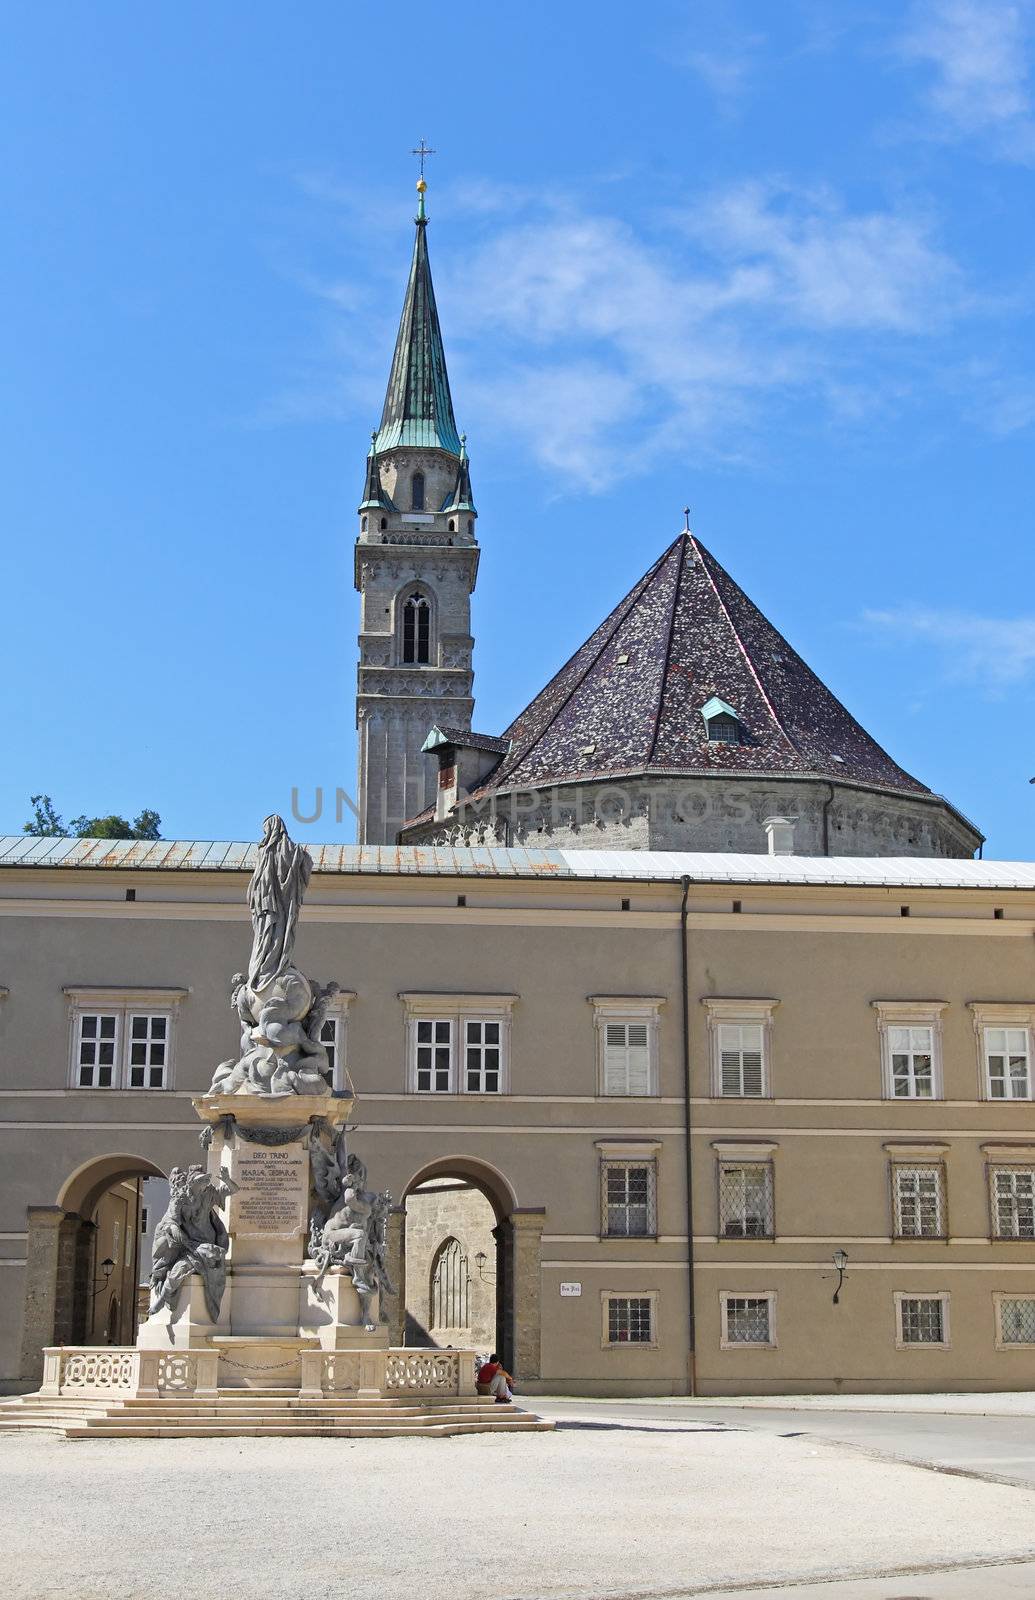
[990,1166,1035,1239]
[317,996,354,1092]
[895,1292,949,1348]
[969,1006,1035,1102]
[401,994,515,1095]
[591,998,662,1096]
[601,1160,657,1238]
[603,1293,655,1345]
[873,1003,945,1100]
[892,1164,945,1238]
[704,1000,776,1098]
[720,1292,776,1348]
[66,989,186,1090]
[984,1028,1032,1100]
[718,1162,774,1239]
[995,1294,1035,1348]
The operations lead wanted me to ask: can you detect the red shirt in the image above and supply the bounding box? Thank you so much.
[478,1361,503,1385]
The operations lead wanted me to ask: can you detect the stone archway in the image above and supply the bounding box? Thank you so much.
[20,1153,165,1384]
[396,1156,544,1383]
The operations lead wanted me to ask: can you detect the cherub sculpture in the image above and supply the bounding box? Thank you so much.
[308,1130,395,1330]
[148,1164,239,1323]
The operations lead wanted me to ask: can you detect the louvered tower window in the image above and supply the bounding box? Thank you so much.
[411,471,425,510]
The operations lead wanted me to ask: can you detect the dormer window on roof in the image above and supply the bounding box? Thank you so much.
[700,697,742,746]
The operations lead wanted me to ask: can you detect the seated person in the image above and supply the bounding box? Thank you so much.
[477,1352,513,1403]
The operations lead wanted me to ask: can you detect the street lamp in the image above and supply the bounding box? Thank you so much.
[832,1248,848,1305]
[91,1257,116,1298]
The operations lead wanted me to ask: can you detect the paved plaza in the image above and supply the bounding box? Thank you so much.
[3,1399,1035,1600]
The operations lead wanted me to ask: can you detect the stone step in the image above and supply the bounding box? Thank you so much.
[60,1420,553,1439]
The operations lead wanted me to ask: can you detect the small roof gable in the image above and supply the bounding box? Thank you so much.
[422,725,510,756]
[700,696,739,722]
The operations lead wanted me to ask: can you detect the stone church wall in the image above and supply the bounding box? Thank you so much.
[404,1182,497,1355]
[409,774,981,858]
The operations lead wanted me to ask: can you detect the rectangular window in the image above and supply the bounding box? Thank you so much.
[721,1293,776,1348]
[606,1295,653,1344]
[602,1161,656,1238]
[718,1162,774,1239]
[414,1019,453,1093]
[893,1165,945,1238]
[76,1013,119,1088]
[718,1023,765,1097]
[984,1027,1032,1100]
[603,1021,651,1096]
[991,1167,1035,1239]
[897,1294,949,1347]
[997,1295,1035,1347]
[888,1026,935,1099]
[127,1014,168,1089]
[465,1019,502,1093]
[67,991,181,1090]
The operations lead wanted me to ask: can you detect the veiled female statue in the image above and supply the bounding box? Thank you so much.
[247,813,312,992]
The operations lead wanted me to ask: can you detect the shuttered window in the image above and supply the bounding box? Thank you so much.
[718,1023,765,1097]
[603,1021,651,1096]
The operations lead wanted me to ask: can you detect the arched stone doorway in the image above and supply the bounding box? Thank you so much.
[394,1156,544,1383]
[20,1153,165,1383]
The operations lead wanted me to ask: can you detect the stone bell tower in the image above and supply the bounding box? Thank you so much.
[354,175,479,845]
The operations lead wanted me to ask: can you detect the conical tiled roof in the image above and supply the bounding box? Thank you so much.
[374,207,462,456]
[476,532,931,798]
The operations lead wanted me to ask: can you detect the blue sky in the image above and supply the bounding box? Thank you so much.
[2,1,1033,855]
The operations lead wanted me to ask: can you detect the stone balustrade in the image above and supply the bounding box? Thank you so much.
[40,1345,477,1401]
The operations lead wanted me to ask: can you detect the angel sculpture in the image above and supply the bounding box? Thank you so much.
[308,1130,395,1330]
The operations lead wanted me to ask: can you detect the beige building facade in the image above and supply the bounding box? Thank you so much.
[1,838,1034,1396]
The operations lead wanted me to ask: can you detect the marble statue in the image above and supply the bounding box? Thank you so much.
[208,815,340,1096]
[309,1129,395,1329]
[148,1164,239,1322]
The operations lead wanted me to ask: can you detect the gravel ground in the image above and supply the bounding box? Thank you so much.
[2,1423,1034,1600]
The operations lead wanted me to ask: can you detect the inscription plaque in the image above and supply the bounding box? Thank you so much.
[232,1146,308,1235]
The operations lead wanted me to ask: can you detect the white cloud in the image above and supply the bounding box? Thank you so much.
[864,605,1035,687]
[440,186,966,486]
[899,0,1035,161]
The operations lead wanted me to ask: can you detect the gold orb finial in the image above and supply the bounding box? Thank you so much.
[416,177,427,194]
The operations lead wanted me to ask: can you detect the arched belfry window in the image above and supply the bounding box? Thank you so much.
[402,591,431,665]
[411,471,425,511]
[430,1237,470,1330]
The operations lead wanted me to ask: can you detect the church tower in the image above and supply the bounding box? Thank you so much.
[354,176,479,845]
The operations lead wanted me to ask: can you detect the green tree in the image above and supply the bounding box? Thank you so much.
[23,796,162,840]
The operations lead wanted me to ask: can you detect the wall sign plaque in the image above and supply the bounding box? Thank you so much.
[231,1146,308,1236]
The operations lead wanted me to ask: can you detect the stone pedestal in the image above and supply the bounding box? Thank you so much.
[137,1277,229,1349]
[298,1265,388,1349]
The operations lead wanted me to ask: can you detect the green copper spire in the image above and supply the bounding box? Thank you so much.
[374,180,462,456]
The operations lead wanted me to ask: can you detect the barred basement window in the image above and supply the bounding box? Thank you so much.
[996,1295,1035,1347]
[991,1167,1035,1238]
[601,1161,656,1238]
[606,1295,653,1344]
[718,1162,774,1239]
[893,1165,944,1238]
[465,1019,502,1093]
[984,1027,1032,1100]
[721,1293,775,1347]
[414,1019,452,1093]
[896,1293,949,1347]
[719,1023,765,1097]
